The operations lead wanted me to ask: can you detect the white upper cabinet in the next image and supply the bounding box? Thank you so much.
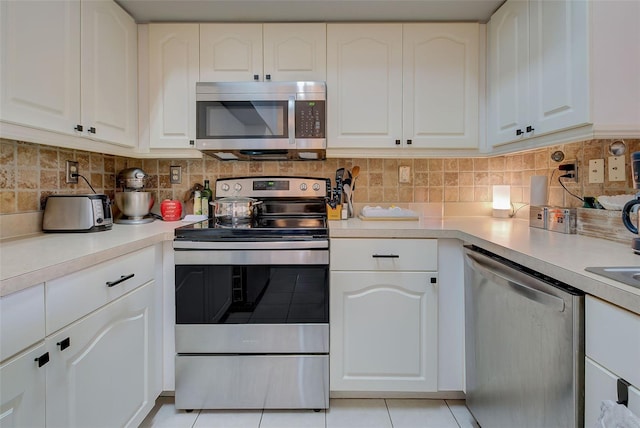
[148,24,200,149]
[327,24,403,149]
[488,0,589,148]
[81,0,138,147]
[327,23,479,153]
[0,0,138,148]
[1,0,81,135]
[488,0,640,151]
[200,23,326,82]
[403,24,479,150]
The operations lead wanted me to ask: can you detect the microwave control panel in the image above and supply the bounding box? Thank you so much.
[295,101,325,138]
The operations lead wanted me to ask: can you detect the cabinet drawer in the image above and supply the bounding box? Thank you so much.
[46,246,155,334]
[330,239,437,271]
[0,284,45,362]
[585,357,640,427]
[586,296,640,388]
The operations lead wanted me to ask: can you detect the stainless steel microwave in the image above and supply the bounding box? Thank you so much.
[195,81,326,161]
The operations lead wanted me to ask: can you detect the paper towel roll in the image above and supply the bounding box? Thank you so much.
[530,175,548,206]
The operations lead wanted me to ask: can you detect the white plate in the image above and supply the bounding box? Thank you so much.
[597,194,636,210]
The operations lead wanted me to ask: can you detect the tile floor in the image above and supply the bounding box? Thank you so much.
[140,397,480,428]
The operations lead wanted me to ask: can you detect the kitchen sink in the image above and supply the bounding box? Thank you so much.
[585,267,640,289]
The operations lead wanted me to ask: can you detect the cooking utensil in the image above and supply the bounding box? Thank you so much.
[211,196,263,223]
[343,183,353,217]
[351,165,360,189]
[335,168,345,207]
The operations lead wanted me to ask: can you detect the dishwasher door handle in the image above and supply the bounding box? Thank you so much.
[465,253,565,312]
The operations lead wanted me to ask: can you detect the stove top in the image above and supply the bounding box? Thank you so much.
[175,176,330,242]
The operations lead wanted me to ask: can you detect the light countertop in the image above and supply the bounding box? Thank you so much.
[2,216,640,315]
[330,217,640,314]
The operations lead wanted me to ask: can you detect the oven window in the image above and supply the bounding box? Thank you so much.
[197,101,288,139]
[176,265,328,324]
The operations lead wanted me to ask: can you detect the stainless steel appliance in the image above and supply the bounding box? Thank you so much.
[622,151,640,253]
[195,81,326,161]
[42,194,112,232]
[464,245,584,428]
[115,168,154,224]
[173,176,330,410]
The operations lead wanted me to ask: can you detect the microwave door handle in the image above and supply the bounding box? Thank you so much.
[288,96,295,147]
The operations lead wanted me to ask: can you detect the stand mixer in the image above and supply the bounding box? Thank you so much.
[115,168,155,224]
[622,152,640,253]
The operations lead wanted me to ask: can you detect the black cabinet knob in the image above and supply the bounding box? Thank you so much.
[526,125,535,133]
[57,337,71,351]
[189,140,195,146]
[265,74,271,80]
[407,139,412,145]
[253,74,259,81]
[516,129,524,136]
[35,352,50,367]
[395,139,401,145]
[88,127,96,134]
[74,125,83,132]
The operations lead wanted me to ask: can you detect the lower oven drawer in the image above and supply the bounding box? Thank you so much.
[175,354,329,410]
[175,324,328,353]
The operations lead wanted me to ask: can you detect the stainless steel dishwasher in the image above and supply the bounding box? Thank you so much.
[464,245,584,428]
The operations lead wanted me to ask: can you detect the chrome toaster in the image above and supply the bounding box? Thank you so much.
[43,194,113,232]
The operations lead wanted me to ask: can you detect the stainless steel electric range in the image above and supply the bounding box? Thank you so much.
[173,176,330,410]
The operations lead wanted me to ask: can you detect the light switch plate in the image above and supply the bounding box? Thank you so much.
[608,156,626,182]
[589,159,604,184]
[399,166,411,183]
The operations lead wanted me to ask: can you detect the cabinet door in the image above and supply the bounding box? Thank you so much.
[0,344,47,428]
[327,24,403,149]
[403,24,479,149]
[149,24,199,149]
[0,0,80,134]
[528,0,589,136]
[330,271,438,392]
[200,23,263,82]
[81,0,137,147]
[487,0,529,148]
[263,23,327,82]
[46,282,156,428]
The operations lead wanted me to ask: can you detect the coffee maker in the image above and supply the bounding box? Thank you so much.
[622,152,640,253]
[114,168,155,224]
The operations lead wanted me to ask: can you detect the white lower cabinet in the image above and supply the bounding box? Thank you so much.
[0,343,47,428]
[46,281,156,428]
[0,245,161,428]
[584,295,640,426]
[330,238,438,392]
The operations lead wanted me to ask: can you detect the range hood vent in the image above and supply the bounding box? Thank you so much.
[201,149,326,161]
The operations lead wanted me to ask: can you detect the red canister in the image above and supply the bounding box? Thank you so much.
[160,199,182,221]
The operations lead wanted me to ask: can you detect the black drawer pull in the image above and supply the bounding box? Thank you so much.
[106,273,135,287]
[35,352,49,368]
[57,337,71,351]
[372,254,400,258]
[617,378,631,407]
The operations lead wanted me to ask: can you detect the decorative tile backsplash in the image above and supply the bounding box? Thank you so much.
[1,137,639,215]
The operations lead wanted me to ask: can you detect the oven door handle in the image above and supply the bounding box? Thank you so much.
[288,96,296,147]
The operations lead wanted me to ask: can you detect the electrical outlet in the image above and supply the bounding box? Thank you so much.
[170,165,182,184]
[559,162,578,182]
[65,160,79,184]
[608,156,626,181]
[399,166,411,183]
[589,159,604,184]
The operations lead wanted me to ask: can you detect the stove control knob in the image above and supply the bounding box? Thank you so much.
[312,183,321,191]
[300,183,308,191]
[221,183,230,192]
[234,183,242,191]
